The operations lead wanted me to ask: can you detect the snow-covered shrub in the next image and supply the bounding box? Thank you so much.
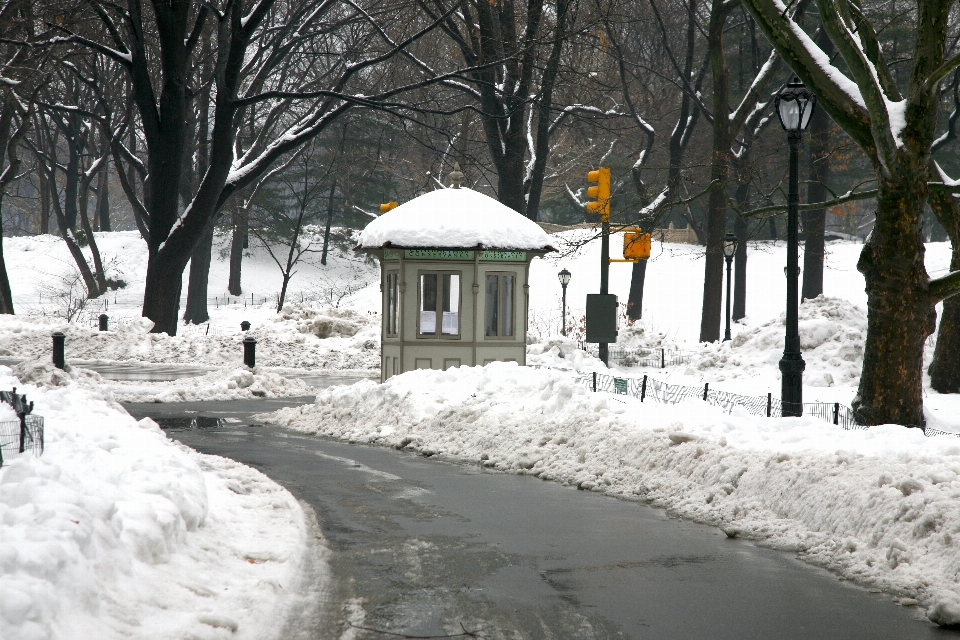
[277,305,367,338]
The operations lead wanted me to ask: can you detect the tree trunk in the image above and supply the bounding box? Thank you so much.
[523,0,569,221]
[928,188,960,393]
[77,188,106,296]
[0,221,13,314]
[929,246,960,393]
[852,173,933,427]
[78,158,108,296]
[626,259,646,320]
[768,216,778,240]
[802,33,833,300]
[142,255,186,334]
[700,183,728,342]
[37,135,100,297]
[53,205,100,298]
[64,133,80,230]
[732,215,748,320]
[699,0,735,343]
[38,163,50,234]
[492,137,527,214]
[321,181,336,266]
[97,158,111,232]
[184,225,214,324]
[277,272,291,313]
[229,204,248,296]
[0,193,14,315]
[0,99,16,313]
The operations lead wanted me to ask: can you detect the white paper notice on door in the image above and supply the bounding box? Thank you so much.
[419,311,436,334]
[441,311,459,335]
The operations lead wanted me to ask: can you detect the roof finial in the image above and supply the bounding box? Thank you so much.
[450,162,464,189]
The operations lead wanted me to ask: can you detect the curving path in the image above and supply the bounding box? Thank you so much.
[121,397,959,640]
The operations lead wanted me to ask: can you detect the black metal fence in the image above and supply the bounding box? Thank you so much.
[581,344,693,368]
[0,389,44,467]
[578,370,954,437]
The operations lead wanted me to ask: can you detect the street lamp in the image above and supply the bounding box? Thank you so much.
[775,76,816,417]
[558,268,572,336]
[722,232,738,342]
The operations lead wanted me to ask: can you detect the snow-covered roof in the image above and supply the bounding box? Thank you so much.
[358,188,555,251]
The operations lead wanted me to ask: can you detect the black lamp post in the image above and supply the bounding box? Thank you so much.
[558,268,572,336]
[722,232,738,342]
[775,76,816,417]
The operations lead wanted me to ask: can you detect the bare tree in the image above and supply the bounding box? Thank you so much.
[45,0,466,335]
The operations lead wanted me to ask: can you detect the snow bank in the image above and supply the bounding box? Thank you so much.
[0,363,316,639]
[258,363,960,626]
[0,304,380,371]
[685,295,865,387]
[104,367,314,403]
[526,337,606,371]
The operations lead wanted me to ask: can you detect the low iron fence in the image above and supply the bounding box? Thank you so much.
[577,370,955,438]
[178,323,229,337]
[580,344,693,368]
[0,389,44,467]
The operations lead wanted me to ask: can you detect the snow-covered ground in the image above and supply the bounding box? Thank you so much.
[10,359,315,403]
[0,361,320,640]
[2,228,957,422]
[1,231,380,370]
[529,230,953,345]
[259,363,960,627]
[0,306,380,372]
[4,226,960,630]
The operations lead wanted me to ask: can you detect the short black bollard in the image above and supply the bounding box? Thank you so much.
[243,336,256,368]
[99,314,108,331]
[52,332,66,370]
[240,320,251,332]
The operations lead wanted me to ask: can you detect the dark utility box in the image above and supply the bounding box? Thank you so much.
[586,294,618,343]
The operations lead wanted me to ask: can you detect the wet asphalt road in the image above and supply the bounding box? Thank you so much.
[122,398,958,640]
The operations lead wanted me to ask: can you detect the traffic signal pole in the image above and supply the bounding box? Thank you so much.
[587,168,612,366]
[599,218,610,364]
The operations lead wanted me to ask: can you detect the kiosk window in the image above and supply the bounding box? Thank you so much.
[386,272,399,336]
[419,272,460,336]
[485,273,516,337]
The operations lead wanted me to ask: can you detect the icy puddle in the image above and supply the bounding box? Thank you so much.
[152,415,226,431]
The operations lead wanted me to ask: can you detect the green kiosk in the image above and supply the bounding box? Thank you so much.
[358,174,556,382]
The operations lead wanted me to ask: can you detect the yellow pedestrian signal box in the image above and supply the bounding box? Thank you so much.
[623,230,651,260]
[380,201,398,213]
[586,168,610,220]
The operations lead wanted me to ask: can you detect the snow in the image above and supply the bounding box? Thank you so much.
[884,98,908,148]
[358,187,556,250]
[688,295,866,388]
[0,361,318,640]
[5,225,960,627]
[258,362,960,625]
[772,0,866,109]
[0,307,381,372]
[104,367,313,403]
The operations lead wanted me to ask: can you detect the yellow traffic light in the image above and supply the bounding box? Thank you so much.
[623,229,651,260]
[379,201,398,213]
[586,168,610,220]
